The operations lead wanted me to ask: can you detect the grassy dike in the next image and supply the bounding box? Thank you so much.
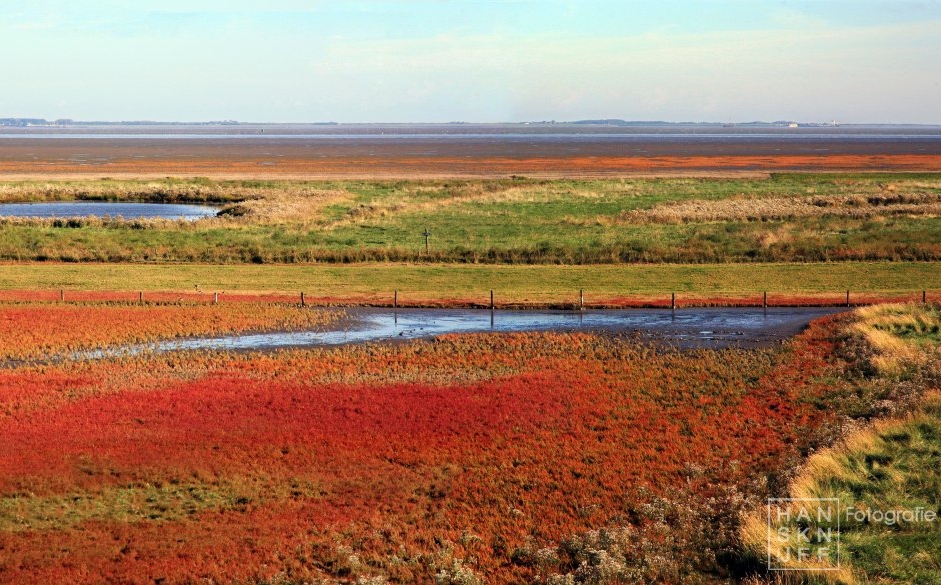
[0,262,939,304]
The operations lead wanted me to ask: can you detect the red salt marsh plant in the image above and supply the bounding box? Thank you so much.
[0,290,310,304]
[0,301,340,360]
[0,312,903,584]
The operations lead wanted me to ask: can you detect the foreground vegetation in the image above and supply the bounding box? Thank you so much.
[0,301,340,361]
[745,303,941,584]
[0,301,939,583]
[0,174,940,264]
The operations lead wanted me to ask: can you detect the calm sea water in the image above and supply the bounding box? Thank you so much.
[2,124,940,158]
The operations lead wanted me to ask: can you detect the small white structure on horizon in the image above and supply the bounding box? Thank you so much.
[788,122,799,128]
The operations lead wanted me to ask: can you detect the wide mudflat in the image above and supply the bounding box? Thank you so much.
[2,123,940,178]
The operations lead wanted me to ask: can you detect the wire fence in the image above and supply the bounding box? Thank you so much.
[0,288,932,309]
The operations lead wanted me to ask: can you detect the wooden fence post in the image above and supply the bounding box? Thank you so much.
[139,291,143,303]
[579,289,584,310]
[846,290,851,307]
[671,292,676,310]
[924,290,928,304]
[214,292,219,304]
[490,290,494,310]
[300,291,306,307]
[763,291,768,308]
[60,289,64,302]
[394,290,398,309]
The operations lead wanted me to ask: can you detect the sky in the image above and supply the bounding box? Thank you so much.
[1,0,940,124]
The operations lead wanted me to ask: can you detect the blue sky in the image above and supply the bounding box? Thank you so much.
[2,1,940,123]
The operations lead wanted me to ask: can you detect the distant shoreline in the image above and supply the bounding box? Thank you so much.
[3,119,941,132]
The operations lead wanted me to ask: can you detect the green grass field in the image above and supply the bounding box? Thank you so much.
[0,262,938,305]
[832,402,941,584]
[1,173,939,302]
[1,173,940,264]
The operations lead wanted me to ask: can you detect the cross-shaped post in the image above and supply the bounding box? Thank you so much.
[422,228,431,255]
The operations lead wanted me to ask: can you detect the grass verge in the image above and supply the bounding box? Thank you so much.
[743,303,941,584]
[0,262,937,307]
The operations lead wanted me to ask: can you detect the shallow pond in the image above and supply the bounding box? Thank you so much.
[0,201,219,220]
[97,307,844,358]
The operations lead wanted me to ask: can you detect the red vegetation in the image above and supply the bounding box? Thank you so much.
[0,307,861,583]
[0,290,305,304]
[0,301,337,360]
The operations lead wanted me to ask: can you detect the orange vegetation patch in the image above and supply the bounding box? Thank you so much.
[0,290,306,304]
[0,301,339,360]
[1,154,940,179]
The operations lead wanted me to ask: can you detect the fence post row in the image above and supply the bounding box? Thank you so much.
[32,288,936,308]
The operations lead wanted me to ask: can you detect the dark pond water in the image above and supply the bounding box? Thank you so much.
[0,201,219,220]
[82,307,844,360]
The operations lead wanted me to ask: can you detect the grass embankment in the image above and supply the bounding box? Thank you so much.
[744,303,941,584]
[0,262,939,307]
[0,174,940,264]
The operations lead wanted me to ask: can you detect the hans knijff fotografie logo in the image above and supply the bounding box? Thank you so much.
[766,498,938,571]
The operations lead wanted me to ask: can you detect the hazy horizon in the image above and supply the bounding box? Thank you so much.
[3,1,940,125]
[4,119,941,127]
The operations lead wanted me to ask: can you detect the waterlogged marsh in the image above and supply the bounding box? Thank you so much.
[0,301,852,365]
[88,307,845,358]
[0,304,921,584]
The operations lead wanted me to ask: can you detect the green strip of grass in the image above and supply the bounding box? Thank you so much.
[838,410,941,584]
[0,262,938,300]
